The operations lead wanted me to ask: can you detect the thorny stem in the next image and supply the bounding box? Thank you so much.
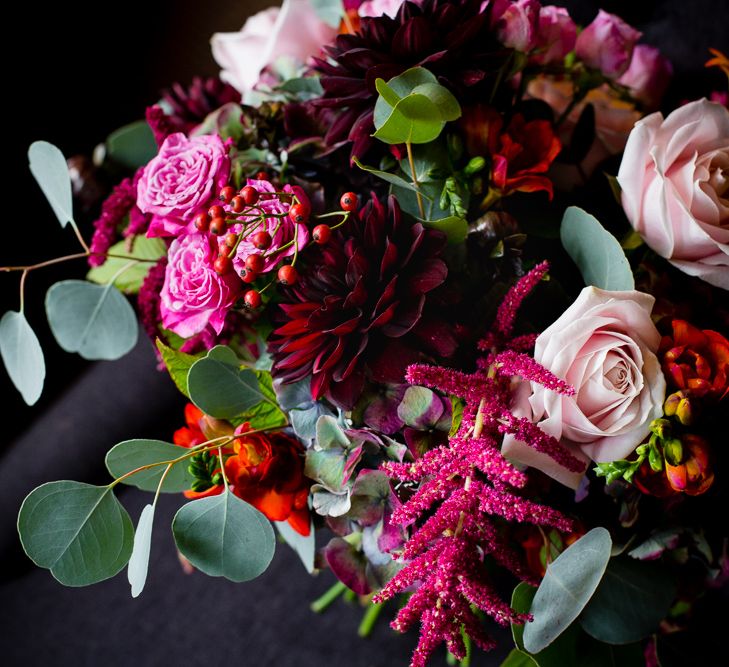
[406,140,426,219]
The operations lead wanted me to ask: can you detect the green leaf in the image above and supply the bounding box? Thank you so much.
[128,503,155,598]
[500,650,539,667]
[105,439,196,493]
[560,207,634,291]
[580,556,677,644]
[375,78,402,107]
[411,82,461,121]
[523,527,612,653]
[421,215,468,243]
[378,67,438,98]
[28,141,74,228]
[106,120,158,169]
[309,0,344,27]
[86,237,166,294]
[156,338,201,398]
[277,76,324,97]
[0,311,45,405]
[352,157,426,194]
[172,491,275,582]
[373,94,444,145]
[18,481,133,586]
[232,369,287,429]
[275,519,315,573]
[45,280,139,360]
[577,634,644,667]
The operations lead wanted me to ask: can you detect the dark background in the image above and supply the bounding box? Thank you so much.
[0,2,726,666]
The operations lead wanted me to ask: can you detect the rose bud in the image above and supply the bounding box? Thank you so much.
[495,0,541,52]
[531,5,577,65]
[617,44,673,110]
[575,9,642,78]
[664,434,714,496]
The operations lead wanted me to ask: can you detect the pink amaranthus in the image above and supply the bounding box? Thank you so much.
[375,262,584,667]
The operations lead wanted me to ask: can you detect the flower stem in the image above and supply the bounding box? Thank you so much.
[310,581,348,613]
[358,600,384,638]
[406,140,426,219]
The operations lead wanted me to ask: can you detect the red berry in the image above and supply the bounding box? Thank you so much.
[208,204,225,219]
[194,212,210,232]
[244,290,262,309]
[256,171,270,181]
[218,244,232,258]
[209,217,226,235]
[230,196,245,213]
[251,231,272,250]
[219,186,236,203]
[312,224,331,244]
[245,253,264,273]
[214,256,232,274]
[340,192,358,212]
[241,268,258,283]
[241,185,259,206]
[224,232,238,248]
[289,204,308,224]
[278,264,298,286]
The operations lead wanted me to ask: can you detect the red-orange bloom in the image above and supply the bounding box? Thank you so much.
[665,434,714,496]
[225,424,311,536]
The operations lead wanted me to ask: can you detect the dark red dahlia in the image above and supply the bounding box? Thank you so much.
[162,76,240,131]
[269,195,449,408]
[309,0,510,158]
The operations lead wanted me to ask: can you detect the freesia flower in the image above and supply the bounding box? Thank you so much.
[664,434,714,496]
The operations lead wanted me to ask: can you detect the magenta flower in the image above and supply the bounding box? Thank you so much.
[532,5,577,65]
[617,44,673,110]
[160,232,240,338]
[231,179,310,275]
[137,132,230,237]
[576,10,642,78]
[494,0,541,53]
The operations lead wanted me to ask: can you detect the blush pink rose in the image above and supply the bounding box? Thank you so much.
[138,133,230,237]
[211,0,337,96]
[617,44,672,110]
[503,287,666,489]
[618,98,729,290]
[531,5,576,65]
[576,10,642,78]
[161,232,240,338]
[494,0,541,53]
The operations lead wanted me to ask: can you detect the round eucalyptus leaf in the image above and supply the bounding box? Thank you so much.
[105,439,195,493]
[45,280,138,360]
[28,141,74,228]
[18,481,133,586]
[172,492,275,582]
[0,310,45,405]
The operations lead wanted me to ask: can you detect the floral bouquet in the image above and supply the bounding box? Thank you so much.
[2,1,727,665]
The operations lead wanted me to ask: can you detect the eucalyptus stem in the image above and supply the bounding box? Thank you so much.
[71,222,91,254]
[405,140,426,219]
[358,600,384,638]
[310,581,348,613]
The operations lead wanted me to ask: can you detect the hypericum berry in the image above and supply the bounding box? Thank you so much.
[241,185,259,206]
[251,231,272,250]
[289,204,308,224]
[224,232,238,248]
[194,212,210,232]
[230,196,245,213]
[219,186,236,203]
[244,290,262,309]
[241,268,258,283]
[208,204,225,219]
[245,253,264,273]
[218,244,232,258]
[256,171,270,181]
[214,256,232,274]
[340,192,358,211]
[278,264,298,286]
[209,217,226,235]
[312,224,331,244]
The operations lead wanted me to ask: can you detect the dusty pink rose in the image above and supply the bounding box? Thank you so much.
[617,44,672,110]
[211,0,337,96]
[358,0,407,18]
[531,5,576,65]
[576,10,642,78]
[494,0,541,52]
[231,179,310,275]
[138,133,230,237]
[618,98,729,290]
[161,232,240,338]
[503,287,666,488]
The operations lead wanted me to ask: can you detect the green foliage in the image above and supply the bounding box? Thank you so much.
[309,0,344,27]
[28,141,74,228]
[0,311,45,405]
[421,215,468,243]
[352,157,426,194]
[276,77,324,98]
[105,439,196,493]
[18,481,133,586]
[156,338,201,398]
[187,449,224,493]
[275,519,315,573]
[127,503,155,598]
[500,650,539,667]
[86,237,166,294]
[523,527,612,653]
[45,279,138,360]
[580,557,677,644]
[231,370,288,430]
[172,491,276,582]
[106,120,158,169]
[560,207,634,291]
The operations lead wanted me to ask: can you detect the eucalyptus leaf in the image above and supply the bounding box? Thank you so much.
[0,311,45,405]
[352,157,425,194]
[421,215,468,243]
[523,527,612,653]
[277,76,324,97]
[172,491,275,582]
[275,519,315,573]
[560,207,634,291]
[309,0,344,27]
[45,280,138,360]
[18,481,133,586]
[128,503,155,598]
[411,82,461,121]
[106,120,158,169]
[373,93,444,145]
[229,370,287,430]
[105,439,196,493]
[28,141,74,228]
[87,237,166,294]
[580,557,677,644]
[156,338,201,398]
[500,650,539,667]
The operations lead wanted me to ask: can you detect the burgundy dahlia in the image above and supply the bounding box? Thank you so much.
[162,76,241,131]
[309,0,510,158]
[269,195,449,408]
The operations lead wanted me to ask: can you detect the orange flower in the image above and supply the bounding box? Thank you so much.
[173,404,207,448]
[664,434,714,496]
[705,48,729,78]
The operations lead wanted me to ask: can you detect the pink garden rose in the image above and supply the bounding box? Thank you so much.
[576,10,642,78]
[503,287,666,488]
[231,179,310,275]
[138,133,230,237]
[531,5,576,65]
[211,0,337,97]
[494,0,541,53]
[358,0,407,18]
[617,44,672,110]
[618,98,729,290]
[161,232,240,338]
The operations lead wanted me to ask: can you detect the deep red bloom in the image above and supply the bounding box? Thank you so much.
[664,434,714,496]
